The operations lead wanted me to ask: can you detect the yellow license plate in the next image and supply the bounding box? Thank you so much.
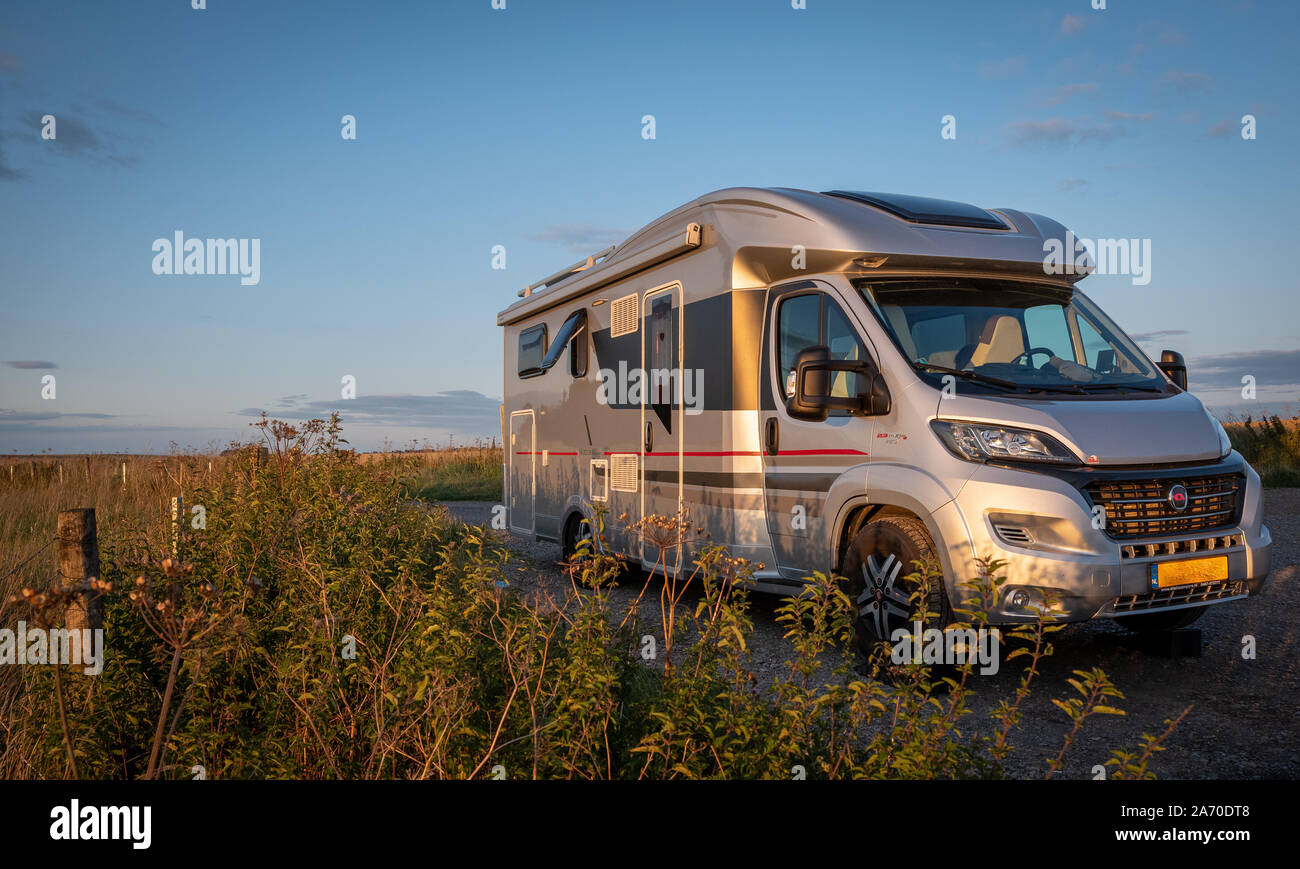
[1150,556,1228,589]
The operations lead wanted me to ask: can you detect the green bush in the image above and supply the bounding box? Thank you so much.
[1,416,1182,780]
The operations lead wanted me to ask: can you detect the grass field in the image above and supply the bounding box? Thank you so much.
[397,443,502,501]
[1223,412,1300,487]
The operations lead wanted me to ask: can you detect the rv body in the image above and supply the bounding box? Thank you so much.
[496,187,1271,636]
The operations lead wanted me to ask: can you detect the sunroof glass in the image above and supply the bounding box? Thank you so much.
[823,190,1008,230]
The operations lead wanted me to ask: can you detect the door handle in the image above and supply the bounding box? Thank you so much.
[645,421,653,454]
[765,417,779,456]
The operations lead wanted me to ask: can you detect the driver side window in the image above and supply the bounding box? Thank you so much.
[776,292,867,415]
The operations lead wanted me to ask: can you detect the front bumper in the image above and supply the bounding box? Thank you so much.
[935,455,1272,625]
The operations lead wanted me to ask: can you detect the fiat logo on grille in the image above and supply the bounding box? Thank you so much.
[1167,484,1189,512]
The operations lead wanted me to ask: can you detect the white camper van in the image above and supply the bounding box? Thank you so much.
[495,188,1271,645]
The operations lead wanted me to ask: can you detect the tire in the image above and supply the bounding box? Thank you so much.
[561,513,594,564]
[839,514,952,655]
[1119,606,1207,633]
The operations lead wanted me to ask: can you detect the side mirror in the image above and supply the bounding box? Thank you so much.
[1158,349,1187,391]
[785,345,891,421]
[787,346,832,420]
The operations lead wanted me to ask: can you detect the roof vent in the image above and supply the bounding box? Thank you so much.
[823,190,1009,231]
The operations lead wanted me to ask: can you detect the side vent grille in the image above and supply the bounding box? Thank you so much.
[610,453,638,492]
[994,525,1034,547]
[590,459,608,502]
[610,294,639,337]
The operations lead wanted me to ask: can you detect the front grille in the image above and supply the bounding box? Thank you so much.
[1119,532,1244,559]
[1086,473,1243,540]
[1108,580,1246,614]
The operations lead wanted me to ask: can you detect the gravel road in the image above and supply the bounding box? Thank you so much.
[435,494,1299,780]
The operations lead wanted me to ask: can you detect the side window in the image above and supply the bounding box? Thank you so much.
[569,322,588,378]
[777,293,820,398]
[537,309,588,377]
[823,299,866,405]
[1076,316,1113,370]
[1023,304,1075,363]
[518,324,547,377]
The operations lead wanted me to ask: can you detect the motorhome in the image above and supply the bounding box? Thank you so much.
[495,187,1271,646]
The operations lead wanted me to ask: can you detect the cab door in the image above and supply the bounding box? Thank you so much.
[760,280,876,579]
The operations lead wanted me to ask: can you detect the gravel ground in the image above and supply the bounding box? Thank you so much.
[435,494,1299,780]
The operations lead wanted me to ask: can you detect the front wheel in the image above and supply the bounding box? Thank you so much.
[839,515,951,656]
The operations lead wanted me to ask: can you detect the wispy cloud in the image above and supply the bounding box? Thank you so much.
[18,110,144,168]
[1058,178,1088,192]
[1104,110,1154,122]
[1060,15,1093,37]
[0,409,115,421]
[100,98,164,127]
[1157,70,1212,94]
[21,111,103,156]
[0,139,28,182]
[1003,117,1122,147]
[1129,329,1189,343]
[1190,349,1300,389]
[236,390,502,429]
[4,360,57,369]
[529,224,629,255]
[0,51,21,73]
[1204,119,1236,138]
[1044,83,1099,107]
[978,55,1025,80]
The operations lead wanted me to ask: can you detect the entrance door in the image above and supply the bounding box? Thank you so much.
[641,284,684,574]
[508,411,535,534]
[761,280,875,578]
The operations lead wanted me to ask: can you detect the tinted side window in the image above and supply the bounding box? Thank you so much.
[518,324,547,376]
[777,293,820,398]
[569,321,588,378]
[823,299,866,403]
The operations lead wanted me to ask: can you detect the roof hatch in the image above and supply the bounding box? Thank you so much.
[822,190,1009,231]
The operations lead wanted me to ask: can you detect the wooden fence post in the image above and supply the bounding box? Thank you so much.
[58,509,103,674]
[171,496,183,558]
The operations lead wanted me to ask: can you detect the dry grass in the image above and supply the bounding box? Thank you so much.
[0,454,226,603]
[394,442,503,502]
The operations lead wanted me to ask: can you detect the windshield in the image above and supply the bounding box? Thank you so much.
[854,277,1168,396]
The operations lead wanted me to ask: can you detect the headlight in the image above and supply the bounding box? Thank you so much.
[931,420,1079,465]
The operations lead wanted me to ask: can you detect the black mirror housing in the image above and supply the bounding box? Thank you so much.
[1158,349,1187,391]
[786,346,832,421]
[784,345,891,420]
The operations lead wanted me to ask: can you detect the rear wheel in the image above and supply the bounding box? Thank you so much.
[1119,606,1207,633]
[839,515,951,656]
[561,513,594,564]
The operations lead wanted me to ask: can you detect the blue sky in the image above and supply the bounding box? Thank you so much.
[1,0,1297,453]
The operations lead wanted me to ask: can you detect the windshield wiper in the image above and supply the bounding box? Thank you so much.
[1024,384,1088,395]
[1075,382,1164,393]
[912,363,1020,391]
